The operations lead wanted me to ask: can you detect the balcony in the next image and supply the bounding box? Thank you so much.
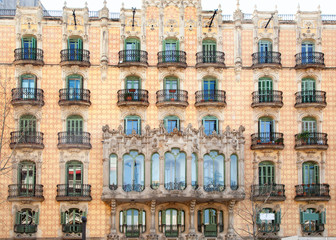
[204,225,218,237]
[251,90,283,108]
[195,51,225,68]
[8,184,44,202]
[117,89,149,107]
[60,49,90,67]
[11,88,44,107]
[203,184,225,192]
[164,225,179,238]
[13,48,44,66]
[10,131,44,149]
[164,181,186,191]
[195,90,226,108]
[122,183,145,192]
[56,184,92,201]
[118,50,148,67]
[251,132,284,150]
[251,51,281,68]
[62,224,82,234]
[251,184,286,201]
[257,223,280,233]
[14,224,37,234]
[157,50,187,68]
[295,184,330,201]
[124,225,141,238]
[294,132,328,150]
[156,90,188,107]
[58,89,91,107]
[302,223,324,234]
[57,132,92,150]
[294,91,326,108]
[295,52,325,69]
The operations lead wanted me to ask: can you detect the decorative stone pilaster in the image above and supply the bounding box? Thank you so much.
[226,200,236,240]
[233,0,243,82]
[150,200,157,234]
[108,200,117,237]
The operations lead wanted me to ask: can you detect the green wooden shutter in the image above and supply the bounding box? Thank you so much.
[215,118,219,133]
[67,38,70,49]
[83,211,87,217]
[300,211,304,224]
[61,212,66,224]
[162,210,166,225]
[320,210,326,224]
[177,210,182,225]
[162,40,166,51]
[32,37,36,49]
[15,212,21,224]
[256,211,261,225]
[197,210,202,232]
[123,211,127,225]
[35,210,40,225]
[314,165,319,184]
[276,209,281,224]
[138,118,141,135]
[139,210,143,225]
[78,39,83,50]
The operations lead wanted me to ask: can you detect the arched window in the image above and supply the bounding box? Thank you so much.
[164,77,179,100]
[125,76,141,101]
[14,208,39,234]
[191,153,198,189]
[67,75,83,100]
[197,208,224,236]
[163,39,179,62]
[202,116,218,135]
[151,153,160,189]
[202,39,216,63]
[109,154,117,190]
[20,115,36,134]
[258,117,274,143]
[258,77,273,102]
[259,161,275,185]
[203,77,217,101]
[164,149,186,190]
[68,37,83,61]
[124,115,141,135]
[124,38,140,61]
[66,161,83,195]
[302,162,319,185]
[164,116,180,133]
[230,154,238,190]
[20,74,36,99]
[18,161,36,195]
[256,208,281,233]
[301,78,316,103]
[159,209,185,237]
[21,36,36,60]
[61,208,86,234]
[258,39,272,63]
[300,208,325,233]
[123,151,145,192]
[301,41,314,64]
[203,151,224,192]
[119,209,146,237]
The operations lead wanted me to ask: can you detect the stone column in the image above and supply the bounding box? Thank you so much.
[107,199,119,240]
[145,156,151,188]
[118,156,123,189]
[186,155,192,187]
[186,200,197,240]
[225,156,230,190]
[159,155,164,189]
[233,1,243,81]
[198,157,203,188]
[225,200,236,240]
[102,157,109,188]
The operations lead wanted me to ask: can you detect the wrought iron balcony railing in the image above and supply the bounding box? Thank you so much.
[295,184,330,200]
[295,52,325,68]
[62,224,82,233]
[195,90,226,106]
[11,88,44,106]
[251,184,285,200]
[252,51,281,67]
[302,223,324,233]
[122,183,145,192]
[156,90,188,106]
[125,224,141,237]
[251,132,284,148]
[117,89,149,106]
[118,50,148,66]
[294,132,328,149]
[8,184,44,200]
[10,131,44,149]
[57,132,91,149]
[164,225,180,237]
[157,50,187,67]
[14,48,44,65]
[251,90,283,107]
[60,49,90,65]
[56,184,92,199]
[203,183,225,192]
[257,223,280,233]
[196,51,225,67]
[14,224,37,233]
[204,224,218,237]
[164,181,186,191]
[295,91,326,107]
[59,88,91,105]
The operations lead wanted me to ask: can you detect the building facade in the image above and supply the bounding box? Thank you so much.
[0,0,335,239]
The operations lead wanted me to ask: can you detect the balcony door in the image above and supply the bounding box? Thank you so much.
[301,42,314,64]
[20,115,36,143]
[67,75,82,100]
[259,161,274,185]
[164,77,178,100]
[125,38,140,61]
[259,40,272,63]
[66,161,83,196]
[258,117,274,143]
[18,161,36,195]
[163,39,179,62]
[258,78,273,102]
[302,162,319,185]
[301,78,316,103]
[66,116,83,144]
[164,116,180,133]
[202,40,216,63]
[21,75,36,100]
[68,38,83,61]
[164,149,186,190]
[203,151,224,191]
[22,37,36,60]
[123,151,144,192]
[203,79,216,101]
[126,77,140,100]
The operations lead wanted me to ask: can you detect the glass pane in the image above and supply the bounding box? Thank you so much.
[165,153,175,184]
[110,155,117,185]
[230,155,238,189]
[123,156,133,185]
[151,153,160,184]
[191,154,197,186]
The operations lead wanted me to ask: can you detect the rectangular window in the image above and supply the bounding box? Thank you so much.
[125,118,140,135]
[203,120,217,135]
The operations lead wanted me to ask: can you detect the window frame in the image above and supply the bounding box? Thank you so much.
[124,115,141,135]
[202,116,219,135]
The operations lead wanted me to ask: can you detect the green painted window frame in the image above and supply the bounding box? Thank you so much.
[124,38,140,50]
[258,161,275,185]
[20,115,36,133]
[122,151,145,189]
[65,160,83,186]
[202,116,219,135]
[302,117,317,133]
[302,161,319,184]
[109,154,118,187]
[15,208,39,233]
[256,208,281,226]
[202,39,217,63]
[163,39,179,51]
[164,115,180,133]
[301,78,316,103]
[258,77,273,102]
[18,161,36,186]
[258,40,272,52]
[164,148,186,188]
[230,154,238,190]
[300,208,326,232]
[159,209,185,233]
[66,115,83,135]
[68,37,83,50]
[67,74,83,89]
[60,208,86,233]
[197,209,224,233]
[151,153,160,188]
[125,76,141,89]
[119,209,146,234]
[203,151,225,188]
[20,74,36,88]
[124,115,141,135]
[21,36,36,49]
